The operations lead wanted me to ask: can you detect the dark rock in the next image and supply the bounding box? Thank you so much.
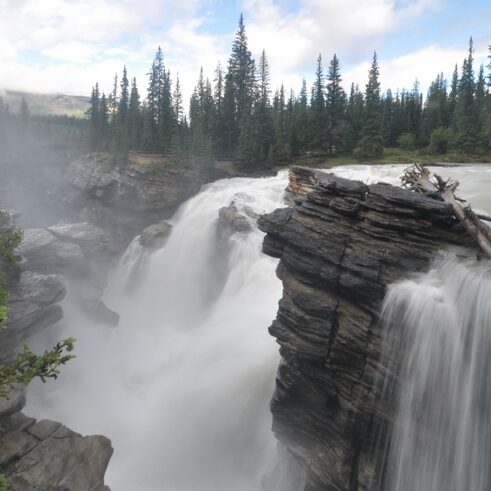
[259,167,467,491]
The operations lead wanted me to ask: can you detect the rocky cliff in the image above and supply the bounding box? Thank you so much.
[0,213,113,490]
[258,167,466,491]
[63,153,203,249]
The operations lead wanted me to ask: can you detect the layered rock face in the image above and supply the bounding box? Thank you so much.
[259,167,465,491]
[63,154,202,248]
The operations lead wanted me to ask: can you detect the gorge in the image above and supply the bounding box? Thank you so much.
[1,157,490,491]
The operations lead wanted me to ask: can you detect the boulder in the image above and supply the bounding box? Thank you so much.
[0,413,113,491]
[140,221,172,249]
[17,229,84,274]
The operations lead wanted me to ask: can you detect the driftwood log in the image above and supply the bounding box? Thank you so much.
[402,164,491,259]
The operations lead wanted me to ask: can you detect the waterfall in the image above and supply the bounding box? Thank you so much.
[26,171,289,491]
[380,251,491,491]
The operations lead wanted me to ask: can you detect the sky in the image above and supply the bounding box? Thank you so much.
[0,0,489,104]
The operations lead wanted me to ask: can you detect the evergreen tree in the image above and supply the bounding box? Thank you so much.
[291,79,309,155]
[357,52,383,158]
[382,89,394,146]
[254,50,275,163]
[344,83,364,152]
[213,63,226,156]
[272,85,291,164]
[455,38,478,153]
[87,84,100,150]
[128,77,141,149]
[326,54,346,154]
[475,65,488,152]
[309,54,327,151]
[448,64,459,129]
[223,14,256,156]
[99,92,109,149]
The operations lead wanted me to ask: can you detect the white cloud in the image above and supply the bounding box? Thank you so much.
[0,0,486,109]
[345,44,489,95]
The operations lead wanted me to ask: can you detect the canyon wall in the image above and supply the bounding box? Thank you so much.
[259,167,466,491]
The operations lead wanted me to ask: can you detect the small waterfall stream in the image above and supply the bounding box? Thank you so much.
[380,252,491,491]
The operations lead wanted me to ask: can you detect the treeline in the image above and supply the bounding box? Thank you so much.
[87,15,491,167]
[0,96,86,151]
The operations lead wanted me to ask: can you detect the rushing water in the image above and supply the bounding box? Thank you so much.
[381,251,491,491]
[27,171,289,491]
[25,163,491,491]
[373,164,491,491]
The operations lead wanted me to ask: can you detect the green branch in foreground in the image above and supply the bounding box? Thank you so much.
[0,338,76,398]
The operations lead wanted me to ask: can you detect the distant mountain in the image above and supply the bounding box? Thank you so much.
[2,90,90,117]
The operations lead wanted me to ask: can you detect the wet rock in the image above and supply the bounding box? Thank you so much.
[0,271,66,363]
[140,221,172,249]
[47,222,112,255]
[64,153,202,249]
[259,166,466,491]
[0,386,26,419]
[17,229,84,274]
[0,413,113,491]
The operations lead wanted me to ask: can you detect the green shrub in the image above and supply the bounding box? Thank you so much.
[429,127,450,155]
[398,132,416,151]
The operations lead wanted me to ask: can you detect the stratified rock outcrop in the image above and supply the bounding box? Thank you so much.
[259,167,465,491]
[63,153,202,248]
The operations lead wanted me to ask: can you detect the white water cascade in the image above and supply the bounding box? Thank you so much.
[377,164,491,491]
[26,171,290,491]
[381,251,491,491]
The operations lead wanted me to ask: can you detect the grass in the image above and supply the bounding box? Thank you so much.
[293,147,491,168]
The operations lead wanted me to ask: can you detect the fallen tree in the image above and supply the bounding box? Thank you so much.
[402,164,491,259]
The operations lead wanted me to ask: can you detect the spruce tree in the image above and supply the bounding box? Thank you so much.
[254,50,275,163]
[87,84,100,150]
[309,54,327,152]
[357,52,383,159]
[455,38,478,154]
[128,77,141,149]
[272,85,291,164]
[213,63,226,157]
[344,84,364,152]
[292,79,309,155]
[223,14,256,156]
[326,54,346,154]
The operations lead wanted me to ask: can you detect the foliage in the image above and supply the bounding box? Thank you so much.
[429,127,451,155]
[357,53,384,159]
[398,132,416,151]
[0,230,23,263]
[83,18,491,167]
[0,225,75,398]
[0,473,8,491]
[0,339,76,398]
